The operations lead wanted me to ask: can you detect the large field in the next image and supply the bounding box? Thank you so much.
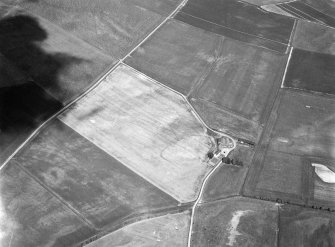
[190,38,287,126]
[0,163,96,247]
[191,197,278,247]
[86,211,190,247]
[60,65,215,202]
[14,119,178,229]
[125,19,221,95]
[13,0,165,59]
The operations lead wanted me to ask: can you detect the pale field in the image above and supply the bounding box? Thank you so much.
[86,211,190,247]
[60,65,214,202]
[312,163,335,203]
[261,5,295,17]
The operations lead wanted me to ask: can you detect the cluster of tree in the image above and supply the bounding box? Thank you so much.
[222,157,243,166]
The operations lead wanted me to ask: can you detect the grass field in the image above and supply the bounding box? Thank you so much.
[86,211,190,247]
[15,0,164,59]
[60,65,215,203]
[0,163,96,247]
[191,197,278,247]
[201,144,254,202]
[293,20,335,55]
[125,19,221,95]
[284,49,335,95]
[14,119,178,229]
[279,204,335,247]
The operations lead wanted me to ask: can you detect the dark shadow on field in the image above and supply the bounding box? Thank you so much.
[0,14,83,161]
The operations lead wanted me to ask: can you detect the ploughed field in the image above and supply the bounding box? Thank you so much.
[1,0,335,246]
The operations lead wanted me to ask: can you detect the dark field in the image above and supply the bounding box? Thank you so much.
[201,145,254,202]
[174,12,289,53]
[284,49,335,95]
[0,163,96,247]
[178,0,295,45]
[0,82,61,165]
[292,20,335,55]
[278,1,335,27]
[125,19,220,95]
[14,120,178,229]
[279,205,335,247]
[191,38,287,124]
[192,197,278,247]
[15,0,165,58]
[303,0,335,18]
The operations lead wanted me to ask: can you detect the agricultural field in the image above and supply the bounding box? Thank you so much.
[0,163,96,247]
[243,89,335,208]
[201,144,254,202]
[261,4,295,17]
[175,0,295,53]
[14,0,165,59]
[279,204,335,247]
[60,65,216,203]
[292,20,335,55]
[284,49,335,95]
[191,197,278,247]
[125,19,221,95]
[14,119,178,229]
[242,0,290,5]
[267,90,335,159]
[190,98,261,143]
[190,38,287,139]
[86,211,190,247]
[275,0,335,27]
[303,0,335,18]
